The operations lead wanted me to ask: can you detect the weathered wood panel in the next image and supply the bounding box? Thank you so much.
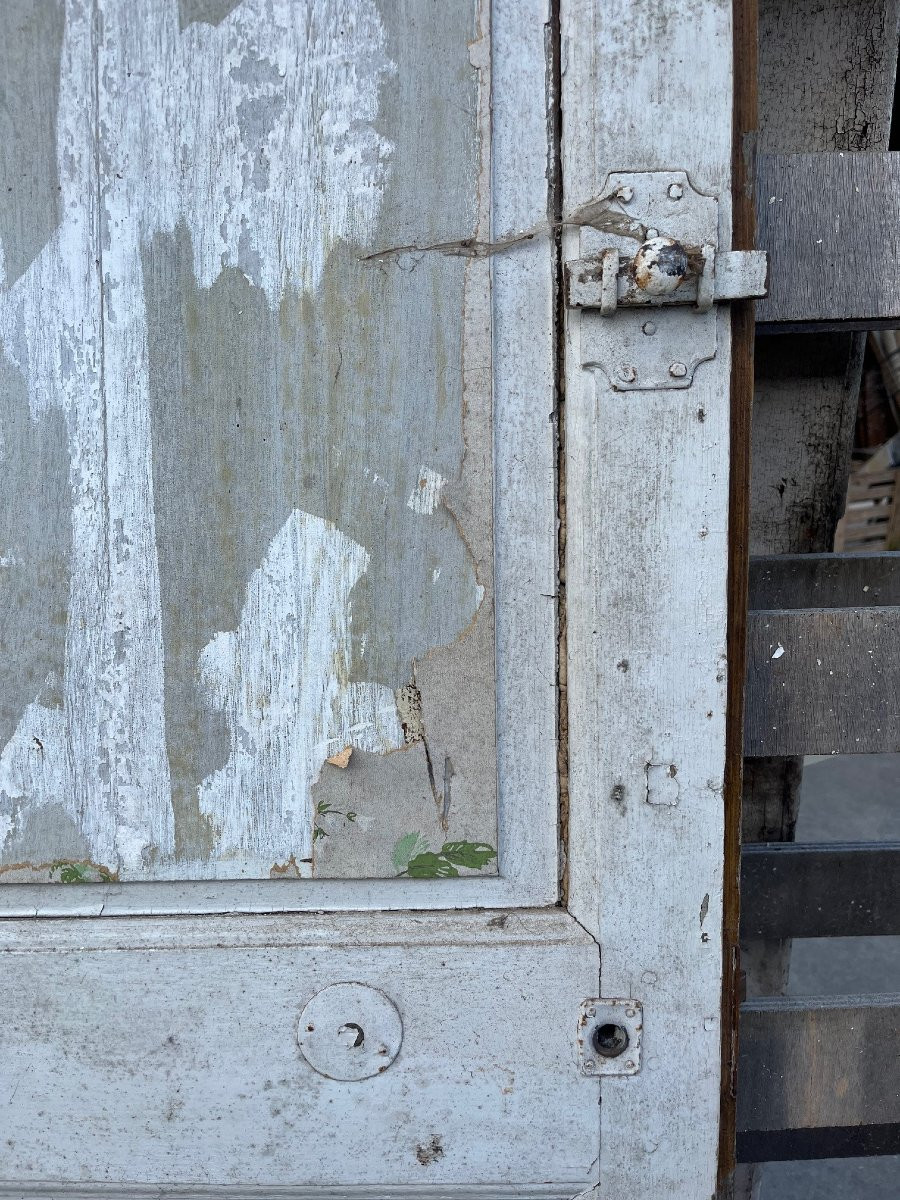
[745,607,900,756]
[0,0,562,916]
[738,1123,900,1164]
[0,909,600,1193]
[758,0,900,155]
[738,995,900,1133]
[756,152,900,329]
[739,0,899,1118]
[749,335,865,558]
[741,842,900,939]
[0,0,556,885]
[749,552,900,610]
[562,1,734,1194]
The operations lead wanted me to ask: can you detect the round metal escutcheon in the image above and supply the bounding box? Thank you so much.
[297,982,403,1081]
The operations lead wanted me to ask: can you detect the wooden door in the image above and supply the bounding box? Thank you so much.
[0,2,743,1196]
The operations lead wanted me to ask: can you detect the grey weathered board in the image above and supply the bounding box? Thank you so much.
[738,995,900,1133]
[757,0,900,157]
[0,0,515,884]
[741,842,900,939]
[749,553,900,610]
[746,607,900,756]
[748,335,865,558]
[756,152,900,330]
[740,0,900,1014]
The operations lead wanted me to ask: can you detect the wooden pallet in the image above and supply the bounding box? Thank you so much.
[834,437,900,552]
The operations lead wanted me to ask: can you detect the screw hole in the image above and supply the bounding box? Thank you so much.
[338,1022,365,1048]
[593,1022,629,1058]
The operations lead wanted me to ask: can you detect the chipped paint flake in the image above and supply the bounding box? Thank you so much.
[407,467,447,515]
[196,511,403,875]
[0,0,397,875]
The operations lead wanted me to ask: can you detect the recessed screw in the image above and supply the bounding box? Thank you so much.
[669,361,688,378]
[667,182,684,200]
[642,321,657,336]
[624,1059,636,1070]
[646,227,659,239]
[615,185,634,203]
[584,1058,596,1071]
[625,1008,636,1018]
[618,364,637,383]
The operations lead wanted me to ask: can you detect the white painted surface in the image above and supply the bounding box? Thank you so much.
[562,0,734,1195]
[0,909,600,1193]
[197,512,403,875]
[0,0,560,913]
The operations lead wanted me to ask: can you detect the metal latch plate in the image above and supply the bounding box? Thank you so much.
[578,997,643,1076]
[570,170,718,391]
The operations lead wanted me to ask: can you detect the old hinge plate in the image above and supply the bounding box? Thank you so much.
[567,170,766,391]
[578,997,643,1076]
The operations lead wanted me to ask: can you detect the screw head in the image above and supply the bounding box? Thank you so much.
[642,321,657,336]
[667,182,684,200]
[669,361,688,378]
[624,1059,636,1070]
[584,1058,596,1071]
[625,1007,636,1018]
[615,185,634,203]
[646,227,659,239]
[618,364,637,383]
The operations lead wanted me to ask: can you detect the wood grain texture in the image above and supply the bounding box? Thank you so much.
[0,0,561,912]
[749,552,900,609]
[745,607,900,756]
[721,0,758,1182]
[562,2,733,1195]
[756,152,900,329]
[0,0,567,888]
[741,842,900,938]
[738,995,900,1131]
[0,908,600,1191]
[757,0,900,154]
[742,0,898,1028]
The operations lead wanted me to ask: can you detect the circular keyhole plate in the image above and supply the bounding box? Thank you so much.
[298,982,403,1081]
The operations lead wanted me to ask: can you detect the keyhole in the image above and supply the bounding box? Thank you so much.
[592,1022,629,1058]
[338,1022,365,1048]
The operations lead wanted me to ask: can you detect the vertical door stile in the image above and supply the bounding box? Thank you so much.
[562,1,736,1196]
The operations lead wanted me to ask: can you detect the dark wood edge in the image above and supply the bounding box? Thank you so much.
[738,1123,900,1163]
[741,842,900,938]
[720,0,758,1185]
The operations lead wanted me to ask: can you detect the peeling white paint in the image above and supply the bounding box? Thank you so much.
[0,0,395,874]
[196,510,403,875]
[407,466,447,515]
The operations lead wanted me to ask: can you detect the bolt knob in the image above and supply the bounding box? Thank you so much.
[633,237,688,296]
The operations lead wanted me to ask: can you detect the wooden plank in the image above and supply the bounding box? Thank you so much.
[738,1123,900,1163]
[749,334,865,558]
[758,0,900,156]
[745,607,900,756]
[739,0,899,1103]
[562,1,734,1195]
[721,0,759,1181]
[749,552,900,609]
[741,842,900,939]
[0,0,562,915]
[737,996,900,1135]
[756,152,900,330]
[0,909,600,1192]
